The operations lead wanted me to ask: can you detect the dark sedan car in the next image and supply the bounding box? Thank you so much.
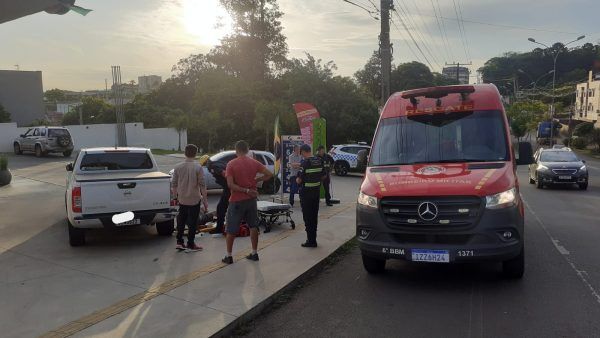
[528,148,588,190]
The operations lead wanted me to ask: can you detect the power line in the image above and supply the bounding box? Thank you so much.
[456,0,471,60]
[395,0,442,70]
[390,15,422,64]
[430,0,453,62]
[452,0,469,61]
[393,0,441,70]
[366,0,379,12]
[434,0,456,62]
[411,0,449,64]
[391,8,434,70]
[416,12,580,35]
[341,0,379,20]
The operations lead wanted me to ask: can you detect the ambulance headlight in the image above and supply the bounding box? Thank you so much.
[485,188,517,209]
[358,192,378,208]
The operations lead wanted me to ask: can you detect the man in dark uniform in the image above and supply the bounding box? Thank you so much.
[296,144,325,247]
[207,159,229,237]
[316,145,334,206]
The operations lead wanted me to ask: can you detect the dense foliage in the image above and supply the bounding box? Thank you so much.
[479,43,600,107]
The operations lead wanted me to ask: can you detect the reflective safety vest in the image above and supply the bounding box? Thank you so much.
[299,156,324,189]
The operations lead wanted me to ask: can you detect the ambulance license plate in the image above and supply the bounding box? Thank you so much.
[411,249,449,263]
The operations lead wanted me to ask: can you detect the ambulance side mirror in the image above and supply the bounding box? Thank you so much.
[357,149,369,168]
[516,142,534,165]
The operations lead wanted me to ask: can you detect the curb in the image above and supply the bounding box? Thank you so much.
[210,237,357,338]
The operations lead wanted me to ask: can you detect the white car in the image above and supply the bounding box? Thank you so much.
[170,150,281,193]
[65,147,177,246]
[329,143,371,176]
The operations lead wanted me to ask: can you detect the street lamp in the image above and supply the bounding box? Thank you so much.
[519,69,555,90]
[527,35,585,144]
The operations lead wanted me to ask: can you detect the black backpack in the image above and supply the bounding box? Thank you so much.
[207,159,227,187]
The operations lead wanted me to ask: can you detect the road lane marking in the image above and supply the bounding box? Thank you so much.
[523,198,600,305]
[41,202,353,337]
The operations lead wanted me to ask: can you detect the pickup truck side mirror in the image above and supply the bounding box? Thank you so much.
[516,142,534,165]
[582,160,586,164]
[66,163,74,172]
[357,149,369,168]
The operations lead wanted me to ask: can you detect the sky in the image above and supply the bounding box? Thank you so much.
[1,0,599,91]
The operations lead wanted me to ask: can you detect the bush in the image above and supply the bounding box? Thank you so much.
[571,137,588,149]
[590,128,600,151]
[0,156,7,171]
[573,123,594,137]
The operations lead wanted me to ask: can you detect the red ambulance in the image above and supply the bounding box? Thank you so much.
[356,84,533,278]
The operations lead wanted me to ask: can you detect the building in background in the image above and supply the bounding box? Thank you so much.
[574,71,600,127]
[138,75,162,94]
[442,66,470,84]
[0,70,45,126]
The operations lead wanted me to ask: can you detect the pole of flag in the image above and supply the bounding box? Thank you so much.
[273,115,282,202]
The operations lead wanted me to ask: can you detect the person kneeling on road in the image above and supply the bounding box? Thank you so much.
[172,144,208,252]
[296,144,325,248]
[222,140,273,264]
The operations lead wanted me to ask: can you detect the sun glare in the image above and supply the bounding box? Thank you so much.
[183,0,233,46]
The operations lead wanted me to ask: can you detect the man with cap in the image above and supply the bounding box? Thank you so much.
[296,144,325,247]
[316,145,334,206]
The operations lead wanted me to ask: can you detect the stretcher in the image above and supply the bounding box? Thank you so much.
[256,200,295,233]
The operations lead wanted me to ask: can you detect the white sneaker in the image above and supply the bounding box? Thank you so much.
[212,233,224,238]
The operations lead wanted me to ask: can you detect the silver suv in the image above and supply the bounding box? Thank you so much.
[14,126,74,157]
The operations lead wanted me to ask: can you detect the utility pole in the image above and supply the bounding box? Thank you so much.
[445,61,472,84]
[380,0,392,106]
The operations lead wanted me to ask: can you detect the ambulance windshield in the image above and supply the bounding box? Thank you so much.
[369,110,509,166]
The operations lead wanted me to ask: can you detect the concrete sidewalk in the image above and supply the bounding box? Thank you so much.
[40,202,356,338]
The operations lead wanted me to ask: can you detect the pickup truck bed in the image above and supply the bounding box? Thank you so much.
[65,148,177,246]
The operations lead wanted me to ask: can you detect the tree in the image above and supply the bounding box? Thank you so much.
[391,62,436,92]
[0,103,10,123]
[506,100,548,140]
[254,100,288,150]
[354,51,382,101]
[62,97,115,125]
[211,0,289,81]
[44,88,66,103]
[589,128,600,151]
[168,112,189,151]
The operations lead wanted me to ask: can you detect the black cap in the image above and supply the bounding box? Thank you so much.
[300,144,312,153]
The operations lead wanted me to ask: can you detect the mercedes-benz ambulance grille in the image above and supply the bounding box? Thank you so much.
[551,168,577,175]
[380,196,483,229]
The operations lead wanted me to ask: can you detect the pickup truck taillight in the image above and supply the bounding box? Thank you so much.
[170,189,178,207]
[72,187,82,213]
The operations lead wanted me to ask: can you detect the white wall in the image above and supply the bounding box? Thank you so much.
[0,122,187,152]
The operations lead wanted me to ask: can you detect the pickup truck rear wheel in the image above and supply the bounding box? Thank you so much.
[13,143,22,155]
[156,220,175,236]
[362,253,386,274]
[68,220,86,246]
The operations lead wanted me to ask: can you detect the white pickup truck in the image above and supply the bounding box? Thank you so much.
[65,147,177,246]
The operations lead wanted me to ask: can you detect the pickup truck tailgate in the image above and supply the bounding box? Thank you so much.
[78,172,170,215]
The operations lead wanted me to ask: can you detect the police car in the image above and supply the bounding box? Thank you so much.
[329,143,370,176]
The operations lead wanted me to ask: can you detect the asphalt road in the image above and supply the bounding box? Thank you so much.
[241,153,600,338]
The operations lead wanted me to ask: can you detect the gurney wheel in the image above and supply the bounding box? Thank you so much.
[290,220,295,229]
